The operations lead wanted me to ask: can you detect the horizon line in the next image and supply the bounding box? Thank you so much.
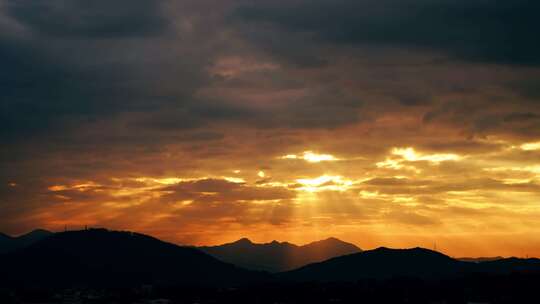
[2,226,537,259]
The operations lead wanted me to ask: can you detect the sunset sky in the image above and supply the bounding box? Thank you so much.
[1,0,540,257]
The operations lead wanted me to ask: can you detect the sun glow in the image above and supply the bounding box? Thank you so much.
[377,147,461,171]
[485,166,540,175]
[392,147,461,163]
[223,176,246,183]
[48,185,68,192]
[296,175,353,192]
[521,142,540,151]
[281,151,339,163]
[47,182,102,192]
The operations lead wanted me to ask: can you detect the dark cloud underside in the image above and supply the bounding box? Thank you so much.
[232,0,540,65]
[7,0,168,38]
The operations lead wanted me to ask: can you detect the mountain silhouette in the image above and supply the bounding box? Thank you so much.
[476,257,540,274]
[0,232,12,249]
[457,256,504,263]
[281,247,468,281]
[0,229,53,254]
[3,229,539,288]
[0,229,268,287]
[199,237,361,272]
[281,247,540,282]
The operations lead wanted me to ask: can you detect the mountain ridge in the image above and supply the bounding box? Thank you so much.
[0,229,53,254]
[0,228,269,287]
[199,237,362,272]
[2,228,540,287]
[281,246,540,282]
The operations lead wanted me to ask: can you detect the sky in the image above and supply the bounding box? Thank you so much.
[1,0,540,257]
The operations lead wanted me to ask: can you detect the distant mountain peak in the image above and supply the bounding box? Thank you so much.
[22,229,53,237]
[324,237,340,241]
[200,237,362,272]
[17,229,54,241]
[303,237,362,252]
[234,237,253,245]
[369,246,449,257]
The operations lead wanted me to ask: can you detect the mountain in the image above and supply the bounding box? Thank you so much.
[199,237,361,272]
[458,256,504,263]
[281,247,468,281]
[0,229,268,288]
[14,229,53,247]
[0,232,13,249]
[0,229,53,254]
[281,247,540,282]
[476,257,540,274]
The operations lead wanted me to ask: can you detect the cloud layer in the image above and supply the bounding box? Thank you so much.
[1,0,540,256]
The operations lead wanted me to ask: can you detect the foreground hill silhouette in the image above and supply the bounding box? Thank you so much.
[199,237,361,272]
[0,229,52,254]
[281,247,540,282]
[2,228,540,291]
[0,229,268,287]
[457,256,504,263]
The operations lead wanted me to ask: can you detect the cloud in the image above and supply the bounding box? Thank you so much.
[159,178,295,204]
[5,0,168,38]
[362,177,432,187]
[422,99,540,139]
[359,177,540,196]
[385,210,440,226]
[1,0,540,256]
[0,0,214,143]
[232,0,540,66]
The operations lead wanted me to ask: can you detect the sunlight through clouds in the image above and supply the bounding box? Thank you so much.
[520,142,540,151]
[281,151,339,163]
[392,147,462,163]
[376,147,462,171]
[296,175,354,192]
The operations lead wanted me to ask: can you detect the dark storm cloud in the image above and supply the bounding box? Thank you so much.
[508,76,540,101]
[199,68,364,129]
[6,0,168,38]
[423,100,540,139]
[0,0,211,142]
[232,0,540,66]
[250,87,363,129]
[0,36,129,140]
[2,0,538,146]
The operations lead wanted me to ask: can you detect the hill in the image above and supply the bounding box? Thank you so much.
[281,247,468,281]
[281,247,540,282]
[0,229,268,287]
[0,232,13,250]
[457,256,504,263]
[199,237,361,272]
[0,229,53,254]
